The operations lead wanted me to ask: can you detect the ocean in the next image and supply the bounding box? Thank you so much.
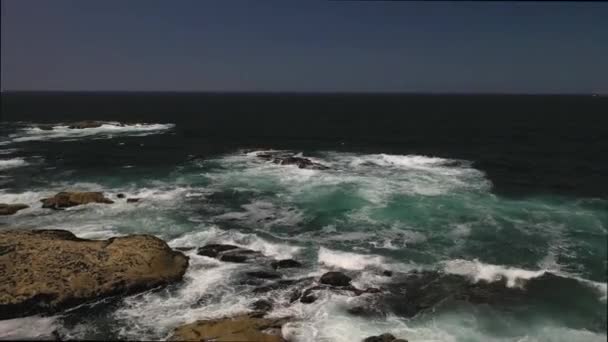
[1,92,607,341]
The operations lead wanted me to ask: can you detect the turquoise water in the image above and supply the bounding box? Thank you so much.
[1,145,606,341]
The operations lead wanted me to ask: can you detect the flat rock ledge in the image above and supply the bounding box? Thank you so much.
[169,313,288,342]
[41,192,114,210]
[0,229,189,320]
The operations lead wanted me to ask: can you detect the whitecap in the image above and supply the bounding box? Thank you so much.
[318,247,386,271]
[9,122,175,142]
[0,157,28,170]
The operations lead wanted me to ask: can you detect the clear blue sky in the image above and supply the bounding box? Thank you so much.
[1,0,607,93]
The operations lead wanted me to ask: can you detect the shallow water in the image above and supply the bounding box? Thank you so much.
[1,94,607,341]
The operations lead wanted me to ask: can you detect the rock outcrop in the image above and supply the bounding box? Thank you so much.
[363,333,408,342]
[169,313,288,342]
[320,271,352,287]
[40,192,114,209]
[0,229,189,320]
[67,121,108,129]
[197,244,263,263]
[256,152,329,170]
[0,203,28,216]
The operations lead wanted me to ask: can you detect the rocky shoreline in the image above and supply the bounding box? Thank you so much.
[2,223,593,341]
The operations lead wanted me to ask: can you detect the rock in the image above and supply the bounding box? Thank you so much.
[320,271,352,287]
[174,247,196,252]
[116,193,126,199]
[271,259,302,270]
[0,229,189,320]
[197,244,240,258]
[253,277,315,295]
[246,271,282,280]
[272,156,329,170]
[288,289,302,303]
[197,244,263,263]
[40,192,114,210]
[169,313,288,341]
[126,198,140,203]
[363,333,408,342]
[0,203,29,216]
[250,299,273,312]
[382,270,393,277]
[36,124,55,131]
[67,120,108,129]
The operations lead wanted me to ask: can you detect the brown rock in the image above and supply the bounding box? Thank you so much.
[40,192,114,209]
[0,203,29,216]
[169,313,288,342]
[0,229,189,319]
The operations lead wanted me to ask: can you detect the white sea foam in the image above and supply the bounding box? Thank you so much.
[9,122,174,142]
[318,247,386,271]
[168,226,301,259]
[214,200,304,228]
[0,316,59,340]
[443,259,608,301]
[443,259,548,287]
[0,157,28,170]
[113,226,304,340]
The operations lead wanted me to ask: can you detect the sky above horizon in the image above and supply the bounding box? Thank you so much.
[1,1,607,94]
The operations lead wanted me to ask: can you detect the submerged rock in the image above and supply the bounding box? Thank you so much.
[126,198,140,203]
[67,120,109,129]
[0,229,189,320]
[363,333,408,342]
[272,156,329,170]
[197,244,263,263]
[40,192,114,210]
[250,299,274,312]
[256,152,329,170]
[271,259,303,270]
[246,271,282,280]
[116,193,126,199]
[0,203,28,216]
[197,244,240,258]
[320,271,352,287]
[169,313,288,341]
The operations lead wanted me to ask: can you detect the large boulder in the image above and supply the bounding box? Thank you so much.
[0,203,29,216]
[320,271,352,287]
[40,192,114,209]
[0,229,189,320]
[169,313,288,342]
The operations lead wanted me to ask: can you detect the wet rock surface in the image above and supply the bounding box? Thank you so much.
[363,333,408,342]
[67,120,113,129]
[271,259,303,270]
[0,229,189,320]
[0,203,28,215]
[320,271,352,287]
[197,244,263,263]
[255,152,329,170]
[40,192,114,210]
[169,313,288,341]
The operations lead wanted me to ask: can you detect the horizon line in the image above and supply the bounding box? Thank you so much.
[1,90,604,96]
